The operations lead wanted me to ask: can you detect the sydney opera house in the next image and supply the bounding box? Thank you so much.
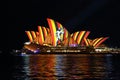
[22,18,109,53]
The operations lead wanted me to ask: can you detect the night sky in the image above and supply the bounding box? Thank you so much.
[7,0,120,50]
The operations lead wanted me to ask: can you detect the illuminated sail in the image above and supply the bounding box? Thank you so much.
[24,18,109,48]
[69,37,77,46]
[36,32,39,36]
[81,31,90,46]
[63,28,69,40]
[44,33,52,45]
[84,38,89,46]
[71,31,79,41]
[76,31,86,45]
[33,32,39,44]
[25,31,33,42]
[47,18,57,46]
[94,37,109,48]
[87,39,92,46]
[91,38,98,46]
[42,27,50,39]
[31,31,37,39]
[92,37,103,47]
[47,18,66,46]
[38,26,44,45]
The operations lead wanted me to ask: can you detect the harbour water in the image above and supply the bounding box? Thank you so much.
[3,53,120,80]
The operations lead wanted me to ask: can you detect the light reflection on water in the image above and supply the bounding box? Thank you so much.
[12,54,120,80]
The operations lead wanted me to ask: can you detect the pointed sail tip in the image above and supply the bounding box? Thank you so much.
[47,18,51,20]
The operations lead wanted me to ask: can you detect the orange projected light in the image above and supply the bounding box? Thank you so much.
[46,27,50,33]
[84,31,90,39]
[81,31,90,46]
[76,31,86,44]
[91,38,98,46]
[94,37,109,48]
[47,18,57,46]
[56,22,63,29]
[93,37,103,47]
[38,26,44,45]
[24,18,109,48]
[64,28,69,40]
[25,31,33,42]
[31,31,37,39]
[72,31,79,41]
[87,39,92,46]
[42,27,49,38]
[84,38,89,46]
[36,32,39,37]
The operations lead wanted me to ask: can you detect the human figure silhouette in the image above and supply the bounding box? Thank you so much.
[56,28,64,45]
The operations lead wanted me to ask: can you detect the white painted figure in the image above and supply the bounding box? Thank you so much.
[56,28,64,45]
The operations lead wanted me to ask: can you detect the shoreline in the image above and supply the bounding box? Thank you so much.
[11,51,120,56]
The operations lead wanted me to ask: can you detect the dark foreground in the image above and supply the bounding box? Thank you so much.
[1,52,120,80]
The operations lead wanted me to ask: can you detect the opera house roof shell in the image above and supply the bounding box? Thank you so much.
[25,18,109,48]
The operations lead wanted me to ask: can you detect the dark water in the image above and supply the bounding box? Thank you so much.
[4,53,120,80]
